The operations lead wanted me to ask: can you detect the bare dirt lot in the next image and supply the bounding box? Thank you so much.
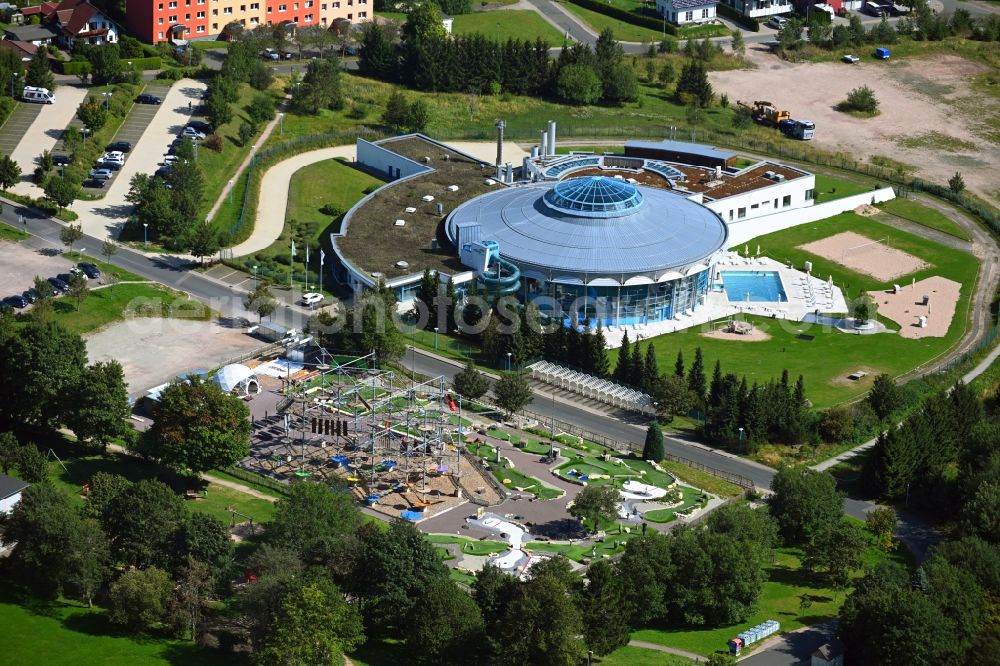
[711,50,1000,205]
[800,230,928,282]
[0,240,75,295]
[869,275,960,339]
[85,319,264,396]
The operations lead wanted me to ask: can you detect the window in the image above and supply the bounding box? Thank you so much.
[702,7,708,16]
[250,3,259,8]
[305,0,312,6]
[321,2,326,8]
[773,198,778,209]
[169,14,178,21]
[168,1,176,7]
[782,195,791,207]
[347,11,352,18]
[158,31,164,37]
[250,16,258,22]
[333,2,339,7]
[303,13,311,20]
[750,203,759,209]
[737,207,746,219]
[278,4,286,9]
[728,210,734,220]
[684,10,692,20]
[185,12,191,18]
[805,188,815,200]
[158,16,164,23]
[358,9,365,15]
[293,2,298,7]
[158,3,163,8]
[196,24,205,31]
[223,6,232,13]
[212,21,218,28]
[197,0,204,5]
[240,4,245,9]
[212,8,218,14]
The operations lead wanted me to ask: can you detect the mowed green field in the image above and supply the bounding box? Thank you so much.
[452,10,569,43]
[0,595,247,666]
[615,214,977,407]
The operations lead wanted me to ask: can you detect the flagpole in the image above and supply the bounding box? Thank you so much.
[290,239,296,289]
[305,243,310,290]
[320,249,325,294]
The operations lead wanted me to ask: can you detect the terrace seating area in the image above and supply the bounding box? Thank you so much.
[527,361,654,414]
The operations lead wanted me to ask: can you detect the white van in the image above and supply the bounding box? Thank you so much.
[22,86,55,104]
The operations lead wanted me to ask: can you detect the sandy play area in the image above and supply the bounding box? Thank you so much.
[869,276,960,339]
[85,318,264,396]
[710,51,1000,206]
[700,327,772,342]
[800,231,928,282]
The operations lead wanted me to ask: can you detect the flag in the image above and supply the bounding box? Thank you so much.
[291,240,297,258]
[305,243,310,269]
[320,249,325,265]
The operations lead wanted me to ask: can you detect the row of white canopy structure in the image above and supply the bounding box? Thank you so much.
[527,361,655,415]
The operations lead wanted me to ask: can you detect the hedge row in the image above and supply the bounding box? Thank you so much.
[565,0,678,36]
[58,56,160,76]
[127,56,162,71]
[59,61,91,75]
[716,3,759,32]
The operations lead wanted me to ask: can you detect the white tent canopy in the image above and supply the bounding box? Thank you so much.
[212,364,260,396]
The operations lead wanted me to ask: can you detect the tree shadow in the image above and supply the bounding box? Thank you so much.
[768,562,823,588]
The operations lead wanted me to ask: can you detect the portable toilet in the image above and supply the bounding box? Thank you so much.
[728,637,744,655]
[875,47,890,59]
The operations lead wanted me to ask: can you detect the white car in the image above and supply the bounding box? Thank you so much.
[88,168,113,180]
[842,54,860,64]
[300,292,324,306]
[163,155,180,165]
[99,151,125,166]
[767,16,787,29]
[180,127,206,140]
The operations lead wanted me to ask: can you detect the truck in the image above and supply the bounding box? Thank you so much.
[22,86,55,104]
[778,119,816,140]
[736,100,791,127]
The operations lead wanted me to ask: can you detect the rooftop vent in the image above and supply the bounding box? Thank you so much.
[422,156,431,163]
[395,260,410,269]
[774,174,786,182]
[447,185,459,192]
[763,170,776,180]
[422,195,435,202]
[394,219,406,227]
[405,207,416,213]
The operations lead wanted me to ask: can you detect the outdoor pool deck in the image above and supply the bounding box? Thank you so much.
[602,253,849,348]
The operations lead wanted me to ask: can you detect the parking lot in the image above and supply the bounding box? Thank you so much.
[0,237,76,300]
[80,83,173,195]
[0,103,42,157]
[10,84,89,196]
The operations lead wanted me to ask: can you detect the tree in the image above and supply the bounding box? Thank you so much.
[83,471,131,518]
[76,96,108,131]
[866,505,898,551]
[853,293,874,324]
[733,105,753,129]
[643,422,665,461]
[706,503,779,567]
[652,374,695,422]
[141,378,251,473]
[688,347,707,401]
[497,574,586,666]
[674,350,684,378]
[730,29,746,55]
[15,443,48,483]
[408,579,485,665]
[406,98,430,132]
[580,559,631,656]
[402,1,447,42]
[257,581,363,666]
[101,238,118,266]
[188,223,221,265]
[0,153,21,189]
[293,57,344,114]
[206,91,233,129]
[769,466,843,545]
[59,223,83,254]
[108,566,173,632]
[326,281,406,364]
[613,330,632,384]
[267,481,363,564]
[244,282,277,322]
[238,120,255,147]
[66,361,131,450]
[867,373,902,420]
[359,22,398,80]
[838,85,880,114]
[168,556,214,640]
[83,43,122,85]
[949,171,965,194]
[804,520,867,587]
[777,16,804,50]
[381,89,411,131]
[675,59,713,107]
[103,479,187,568]
[569,484,620,533]
[658,60,675,88]
[64,517,111,607]
[707,654,738,666]
[961,480,1000,543]
[65,272,89,311]
[0,431,17,474]
[175,512,234,578]
[492,372,533,417]
[454,359,489,401]
[556,63,602,105]
[25,47,54,90]
[0,484,80,597]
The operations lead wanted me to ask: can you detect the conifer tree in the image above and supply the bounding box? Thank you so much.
[688,347,707,399]
[629,340,644,388]
[614,331,631,384]
[674,350,684,378]
[592,323,610,378]
[643,343,659,393]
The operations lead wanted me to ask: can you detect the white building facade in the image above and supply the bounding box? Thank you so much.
[656,0,718,24]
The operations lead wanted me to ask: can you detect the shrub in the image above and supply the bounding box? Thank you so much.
[203,133,224,152]
[837,85,879,115]
[319,203,343,216]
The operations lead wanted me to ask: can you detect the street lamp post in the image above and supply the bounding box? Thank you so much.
[10,72,17,98]
[228,178,235,204]
[253,265,258,290]
[143,223,148,249]
[279,112,284,135]
[434,326,439,350]
[587,651,593,666]
[506,352,512,372]
[102,91,111,111]
[738,427,745,450]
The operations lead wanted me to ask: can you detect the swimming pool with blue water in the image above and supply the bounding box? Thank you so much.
[722,271,788,302]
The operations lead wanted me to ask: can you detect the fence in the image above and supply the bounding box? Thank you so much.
[662,452,755,490]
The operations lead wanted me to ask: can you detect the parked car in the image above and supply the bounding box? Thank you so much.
[300,292,324,306]
[57,273,79,286]
[78,262,101,279]
[163,155,180,165]
[98,152,125,167]
[69,267,89,281]
[279,51,294,60]
[48,277,69,293]
[52,154,71,167]
[343,46,359,57]
[261,48,280,61]
[88,168,113,180]
[107,141,132,153]
[766,15,787,29]
[180,126,206,140]
[188,120,212,133]
[3,294,28,308]
[842,54,860,64]
[85,178,107,189]
[154,166,171,178]
[22,289,39,303]
[137,93,162,105]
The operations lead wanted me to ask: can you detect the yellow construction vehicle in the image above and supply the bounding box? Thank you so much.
[736,100,791,127]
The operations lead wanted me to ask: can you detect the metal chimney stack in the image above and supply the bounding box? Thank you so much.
[495,119,505,167]
[540,131,548,159]
[547,120,556,156]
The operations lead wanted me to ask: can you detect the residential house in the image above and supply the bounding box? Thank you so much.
[50,0,119,47]
[656,0,718,25]
[0,38,41,62]
[717,0,791,20]
[3,24,60,46]
[811,640,845,666]
[0,473,28,516]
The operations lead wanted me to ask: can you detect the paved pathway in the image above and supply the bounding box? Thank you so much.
[73,79,206,242]
[0,102,42,156]
[9,84,88,197]
[629,639,706,662]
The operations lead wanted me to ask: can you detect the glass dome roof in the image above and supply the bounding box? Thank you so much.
[543,176,644,218]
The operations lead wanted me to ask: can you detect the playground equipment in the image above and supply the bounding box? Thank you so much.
[460,239,522,297]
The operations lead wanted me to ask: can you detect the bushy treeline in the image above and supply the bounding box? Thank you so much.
[360,4,638,105]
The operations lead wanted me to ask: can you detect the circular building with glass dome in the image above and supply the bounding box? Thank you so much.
[445,175,728,326]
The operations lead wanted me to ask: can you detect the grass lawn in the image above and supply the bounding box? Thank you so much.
[426,534,509,555]
[0,220,29,240]
[63,250,145,282]
[617,213,976,408]
[0,594,246,666]
[596,646,695,666]
[561,0,665,42]
[191,39,230,50]
[452,10,569,42]
[813,173,874,200]
[497,465,564,499]
[878,197,971,241]
[33,282,210,336]
[632,537,915,657]
[643,485,705,523]
[660,460,744,497]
